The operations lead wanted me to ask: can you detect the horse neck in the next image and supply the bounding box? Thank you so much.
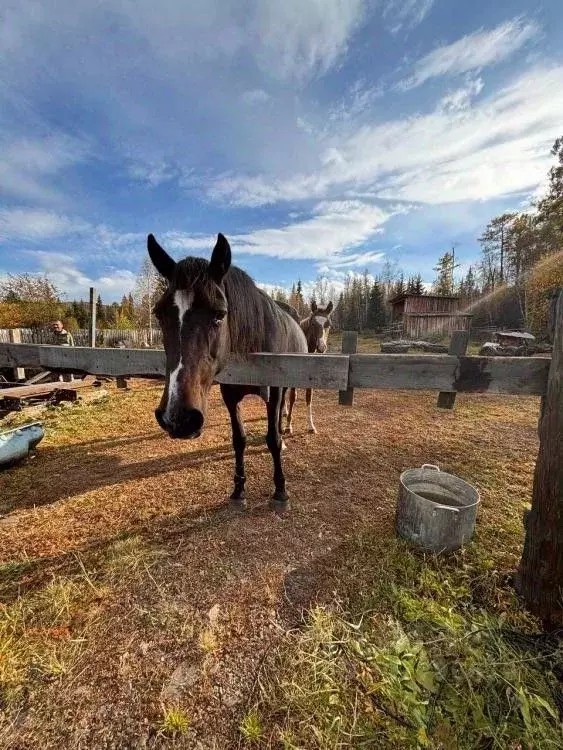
[224,275,299,354]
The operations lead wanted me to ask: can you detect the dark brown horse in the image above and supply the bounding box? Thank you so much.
[147,232,307,510]
[285,300,334,434]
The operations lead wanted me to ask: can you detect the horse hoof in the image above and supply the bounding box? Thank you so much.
[269,491,290,513]
[229,495,248,510]
[283,426,293,436]
[281,440,287,452]
[308,427,317,434]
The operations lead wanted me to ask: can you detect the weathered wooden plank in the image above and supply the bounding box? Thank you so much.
[0,345,349,389]
[437,330,470,408]
[0,344,165,376]
[339,331,358,406]
[0,377,95,399]
[0,343,42,369]
[517,288,563,627]
[0,344,551,394]
[216,353,349,389]
[349,354,550,395]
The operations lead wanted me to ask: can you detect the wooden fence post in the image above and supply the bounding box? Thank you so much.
[437,330,469,409]
[339,331,358,406]
[8,329,25,381]
[89,287,97,348]
[516,288,563,627]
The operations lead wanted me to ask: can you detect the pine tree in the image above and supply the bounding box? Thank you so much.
[96,294,105,326]
[433,252,456,295]
[366,281,386,330]
[413,273,424,295]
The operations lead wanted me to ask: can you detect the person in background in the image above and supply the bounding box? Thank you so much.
[52,320,74,347]
[52,320,75,381]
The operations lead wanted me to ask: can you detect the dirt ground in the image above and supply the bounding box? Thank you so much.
[0,382,541,748]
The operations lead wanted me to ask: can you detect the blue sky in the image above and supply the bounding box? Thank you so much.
[1,1,562,301]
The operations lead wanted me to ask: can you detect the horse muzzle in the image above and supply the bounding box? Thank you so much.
[155,407,204,440]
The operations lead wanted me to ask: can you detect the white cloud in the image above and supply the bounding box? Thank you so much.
[383,0,435,35]
[321,249,386,268]
[253,0,366,82]
[23,250,137,300]
[231,200,388,260]
[0,208,90,242]
[242,89,271,105]
[0,207,145,261]
[0,134,88,203]
[210,65,563,207]
[438,76,484,113]
[399,16,539,89]
[158,201,390,262]
[128,160,179,187]
[160,232,217,252]
[328,79,385,122]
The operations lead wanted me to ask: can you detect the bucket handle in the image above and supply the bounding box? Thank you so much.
[432,503,460,514]
[421,464,459,513]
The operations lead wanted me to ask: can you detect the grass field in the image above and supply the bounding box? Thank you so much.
[0,379,560,748]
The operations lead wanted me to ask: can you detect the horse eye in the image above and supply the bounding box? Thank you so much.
[324,321,330,328]
[213,311,226,326]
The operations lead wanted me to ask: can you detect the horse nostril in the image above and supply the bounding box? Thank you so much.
[155,408,169,431]
[184,409,204,436]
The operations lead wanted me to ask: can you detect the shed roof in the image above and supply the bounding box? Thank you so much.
[388,293,460,305]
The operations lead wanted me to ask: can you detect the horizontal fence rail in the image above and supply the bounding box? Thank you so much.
[0,328,163,348]
[0,343,551,395]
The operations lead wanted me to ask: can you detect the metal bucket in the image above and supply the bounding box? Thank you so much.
[395,464,480,553]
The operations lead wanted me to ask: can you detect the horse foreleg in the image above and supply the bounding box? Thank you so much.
[221,386,247,508]
[266,386,289,509]
[279,388,288,451]
[285,387,297,435]
[306,388,316,434]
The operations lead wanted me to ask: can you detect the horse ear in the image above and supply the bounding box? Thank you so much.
[326,300,334,315]
[311,300,317,313]
[209,233,231,283]
[147,234,176,280]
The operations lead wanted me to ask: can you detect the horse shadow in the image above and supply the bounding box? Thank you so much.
[0,434,270,515]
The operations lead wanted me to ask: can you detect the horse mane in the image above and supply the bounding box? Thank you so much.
[274,300,300,323]
[173,258,301,355]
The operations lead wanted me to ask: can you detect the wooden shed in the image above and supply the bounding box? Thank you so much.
[388,293,473,338]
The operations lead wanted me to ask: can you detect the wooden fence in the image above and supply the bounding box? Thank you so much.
[0,288,561,625]
[0,328,162,348]
[0,343,551,395]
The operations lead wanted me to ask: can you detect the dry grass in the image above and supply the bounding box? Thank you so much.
[0,378,555,748]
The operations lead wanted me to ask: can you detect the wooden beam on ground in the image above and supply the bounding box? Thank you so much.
[516,288,563,627]
[0,377,96,400]
[25,370,52,385]
[8,330,25,381]
[437,330,470,409]
[339,331,358,406]
[348,354,550,395]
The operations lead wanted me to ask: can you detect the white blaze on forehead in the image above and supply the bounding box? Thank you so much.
[174,290,194,324]
[313,316,329,328]
[164,290,194,420]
